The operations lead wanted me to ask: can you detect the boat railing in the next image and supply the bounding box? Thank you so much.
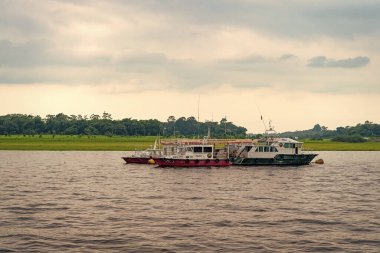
[300,147,317,154]
[161,138,253,145]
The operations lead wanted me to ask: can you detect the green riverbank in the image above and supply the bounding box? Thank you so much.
[302,139,380,151]
[0,135,379,151]
[0,135,157,151]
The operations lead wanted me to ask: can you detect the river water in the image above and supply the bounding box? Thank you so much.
[0,151,379,252]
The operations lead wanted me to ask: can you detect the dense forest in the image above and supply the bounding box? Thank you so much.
[0,113,247,138]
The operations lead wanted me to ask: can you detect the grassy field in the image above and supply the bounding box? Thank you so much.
[0,135,379,151]
[302,139,380,151]
[0,135,158,151]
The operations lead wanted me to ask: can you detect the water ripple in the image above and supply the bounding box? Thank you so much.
[0,151,379,252]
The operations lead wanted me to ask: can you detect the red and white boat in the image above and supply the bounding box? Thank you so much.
[154,140,231,168]
[122,153,158,164]
[122,139,162,164]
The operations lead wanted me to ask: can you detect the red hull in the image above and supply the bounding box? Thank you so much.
[122,157,152,164]
[155,158,231,168]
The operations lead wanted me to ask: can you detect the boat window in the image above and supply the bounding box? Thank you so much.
[264,146,270,152]
[270,147,278,152]
[284,143,296,148]
[204,146,212,153]
[245,146,253,152]
[259,146,264,152]
[194,146,202,153]
[255,147,259,152]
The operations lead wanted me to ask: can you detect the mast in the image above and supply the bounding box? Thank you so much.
[197,95,200,123]
[256,103,277,136]
[256,104,268,131]
[197,95,200,138]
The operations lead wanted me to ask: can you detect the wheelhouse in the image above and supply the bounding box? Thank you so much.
[255,146,278,152]
[280,142,303,149]
[175,145,214,153]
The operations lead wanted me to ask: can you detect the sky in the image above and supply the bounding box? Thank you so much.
[0,0,379,133]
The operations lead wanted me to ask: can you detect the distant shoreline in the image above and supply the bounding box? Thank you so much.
[0,135,379,151]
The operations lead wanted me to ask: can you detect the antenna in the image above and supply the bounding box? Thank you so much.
[197,95,200,123]
[197,95,200,138]
[255,103,267,131]
[268,120,274,131]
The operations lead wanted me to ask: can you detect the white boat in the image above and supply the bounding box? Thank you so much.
[228,137,318,166]
[154,138,231,167]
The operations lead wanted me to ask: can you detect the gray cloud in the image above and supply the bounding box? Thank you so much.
[279,54,297,61]
[1,1,380,42]
[124,0,380,38]
[0,39,53,67]
[308,56,370,68]
[218,56,268,72]
[0,39,112,68]
[0,48,276,90]
[217,54,298,73]
[116,53,170,73]
[41,0,380,41]
[0,1,378,94]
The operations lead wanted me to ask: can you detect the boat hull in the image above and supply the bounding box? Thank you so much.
[122,157,154,164]
[232,154,318,166]
[155,158,231,168]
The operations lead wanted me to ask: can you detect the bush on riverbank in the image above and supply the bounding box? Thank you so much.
[332,135,367,143]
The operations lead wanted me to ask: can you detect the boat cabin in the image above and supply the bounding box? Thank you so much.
[227,137,305,159]
[163,144,215,159]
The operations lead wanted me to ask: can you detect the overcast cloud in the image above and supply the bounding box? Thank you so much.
[1,0,379,131]
[0,0,379,93]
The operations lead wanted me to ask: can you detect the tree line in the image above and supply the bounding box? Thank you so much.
[0,113,247,138]
[279,121,380,141]
[1,113,378,141]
